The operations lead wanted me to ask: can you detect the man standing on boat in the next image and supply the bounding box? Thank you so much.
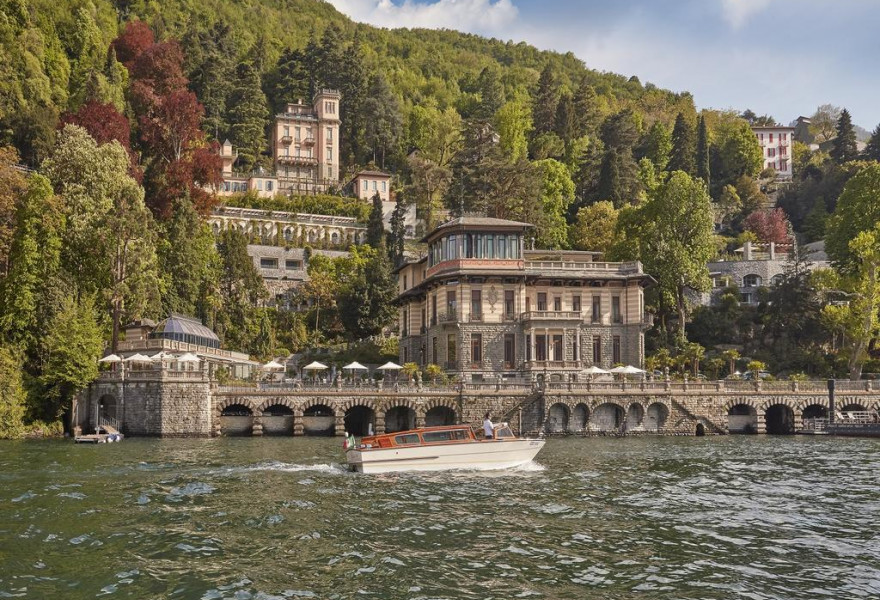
[483,413,494,439]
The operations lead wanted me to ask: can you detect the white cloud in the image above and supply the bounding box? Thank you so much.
[720,0,773,29]
[327,0,519,32]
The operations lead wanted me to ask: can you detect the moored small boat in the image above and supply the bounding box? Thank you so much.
[345,423,545,473]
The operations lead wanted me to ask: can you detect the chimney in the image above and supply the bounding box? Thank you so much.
[769,242,776,260]
[743,241,752,260]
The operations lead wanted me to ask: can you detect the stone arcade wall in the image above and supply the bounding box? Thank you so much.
[78,378,880,437]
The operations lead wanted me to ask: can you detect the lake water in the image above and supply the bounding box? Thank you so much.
[1,436,878,599]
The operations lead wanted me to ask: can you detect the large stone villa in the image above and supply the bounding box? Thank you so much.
[396,217,655,382]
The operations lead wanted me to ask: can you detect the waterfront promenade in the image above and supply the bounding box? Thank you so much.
[78,370,880,438]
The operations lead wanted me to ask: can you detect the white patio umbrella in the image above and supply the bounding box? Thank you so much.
[124,353,152,363]
[583,365,610,375]
[98,354,122,363]
[620,365,646,374]
[303,361,328,370]
[377,361,403,370]
[262,360,285,371]
[343,361,368,371]
[151,351,177,362]
[176,352,201,363]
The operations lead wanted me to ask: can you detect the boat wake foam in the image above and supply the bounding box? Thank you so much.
[238,460,345,474]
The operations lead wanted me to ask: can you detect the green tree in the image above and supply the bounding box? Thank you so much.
[532,63,558,137]
[533,159,574,249]
[388,196,406,266]
[620,171,715,340]
[366,192,385,248]
[215,228,267,351]
[184,21,237,140]
[826,163,880,274]
[227,61,268,171]
[642,121,672,171]
[38,294,104,423]
[864,124,880,162]
[158,196,220,318]
[695,115,710,186]
[338,245,397,340]
[363,74,402,168]
[830,108,859,164]
[668,112,696,175]
[568,200,619,254]
[475,66,505,121]
[572,75,600,138]
[0,346,26,438]
[715,184,741,229]
[809,104,841,143]
[821,224,880,379]
[0,174,63,351]
[494,97,531,162]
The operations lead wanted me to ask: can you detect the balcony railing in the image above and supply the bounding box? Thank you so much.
[280,135,293,145]
[521,311,582,321]
[302,136,315,145]
[469,312,483,322]
[277,155,317,165]
[438,310,457,323]
[503,313,518,322]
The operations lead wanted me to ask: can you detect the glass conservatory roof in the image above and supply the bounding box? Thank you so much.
[150,314,220,349]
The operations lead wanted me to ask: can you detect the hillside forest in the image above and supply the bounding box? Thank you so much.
[3,0,880,435]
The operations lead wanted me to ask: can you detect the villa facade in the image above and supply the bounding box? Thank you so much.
[395,217,654,382]
[752,125,795,180]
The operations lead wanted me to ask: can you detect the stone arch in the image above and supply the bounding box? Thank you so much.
[841,402,867,412]
[384,405,416,433]
[425,406,456,427]
[218,401,254,436]
[723,397,759,414]
[570,403,589,432]
[727,403,758,434]
[344,404,376,436]
[97,394,119,423]
[256,397,298,414]
[301,402,336,436]
[802,404,828,420]
[592,402,625,432]
[765,403,795,434]
[644,402,669,432]
[331,231,340,244]
[216,398,258,417]
[545,402,570,434]
[625,403,645,431]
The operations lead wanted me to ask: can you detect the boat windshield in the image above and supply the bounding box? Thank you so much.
[494,426,514,439]
[394,433,421,445]
[422,429,470,443]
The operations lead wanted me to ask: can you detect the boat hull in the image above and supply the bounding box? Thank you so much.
[346,438,545,473]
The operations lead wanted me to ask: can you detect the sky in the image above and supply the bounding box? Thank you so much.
[326,0,880,129]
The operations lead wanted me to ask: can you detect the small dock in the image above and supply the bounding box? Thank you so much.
[75,422,123,444]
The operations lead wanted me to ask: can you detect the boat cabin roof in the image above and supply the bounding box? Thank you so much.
[360,425,476,448]
[358,424,517,449]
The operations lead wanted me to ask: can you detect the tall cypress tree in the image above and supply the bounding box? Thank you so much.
[668,112,696,175]
[227,61,269,171]
[830,108,859,164]
[553,93,575,144]
[366,192,385,248]
[695,115,710,186]
[864,123,880,162]
[532,63,558,136]
[388,197,406,266]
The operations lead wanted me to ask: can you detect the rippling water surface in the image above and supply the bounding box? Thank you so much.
[1,436,879,599]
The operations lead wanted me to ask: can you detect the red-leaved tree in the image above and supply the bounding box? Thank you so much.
[743,208,792,245]
[111,21,155,68]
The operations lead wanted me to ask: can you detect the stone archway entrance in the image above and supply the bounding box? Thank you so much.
[262,404,294,436]
[765,404,795,434]
[728,404,758,434]
[303,404,335,436]
[625,404,644,431]
[385,406,416,433]
[645,403,669,432]
[425,406,456,427]
[221,403,254,436]
[570,404,589,433]
[545,403,569,434]
[593,403,624,432]
[344,406,375,436]
[97,394,118,427]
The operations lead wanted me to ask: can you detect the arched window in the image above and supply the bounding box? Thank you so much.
[742,274,762,287]
[770,274,784,286]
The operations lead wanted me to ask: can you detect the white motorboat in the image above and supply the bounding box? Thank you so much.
[345,423,545,473]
